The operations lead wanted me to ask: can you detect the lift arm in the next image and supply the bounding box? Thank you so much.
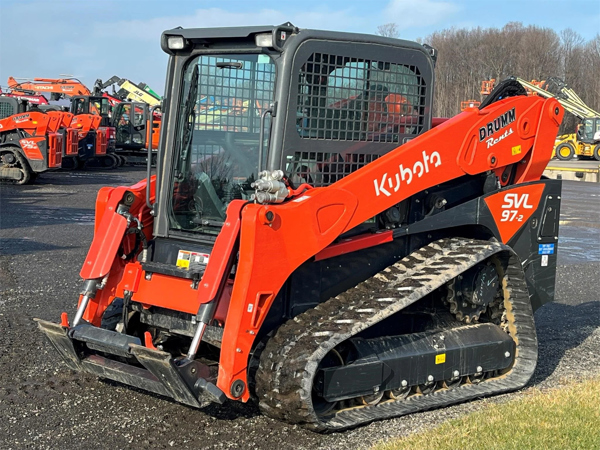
[214,94,564,400]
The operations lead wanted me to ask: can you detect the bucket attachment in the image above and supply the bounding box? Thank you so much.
[35,319,226,406]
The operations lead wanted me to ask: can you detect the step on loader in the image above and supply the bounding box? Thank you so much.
[37,24,564,430]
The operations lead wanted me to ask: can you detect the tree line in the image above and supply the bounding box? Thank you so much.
[378,22,600,132]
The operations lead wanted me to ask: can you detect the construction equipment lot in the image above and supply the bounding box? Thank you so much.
[0,168,598,450]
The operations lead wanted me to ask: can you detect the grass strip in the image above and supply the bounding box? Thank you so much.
[374,376,600,450]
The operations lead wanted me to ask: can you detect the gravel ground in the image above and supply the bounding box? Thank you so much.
[0,169,598,450]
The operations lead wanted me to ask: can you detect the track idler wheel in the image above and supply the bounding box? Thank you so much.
[104,154,119,169]
[443,374,464,389]
[360,391,384,406]
[387,384,411,400]
[417,381,436,395]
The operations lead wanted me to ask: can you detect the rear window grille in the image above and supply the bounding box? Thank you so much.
[297,53,426,142]
[287,151,380,187]
[0,100,16,120]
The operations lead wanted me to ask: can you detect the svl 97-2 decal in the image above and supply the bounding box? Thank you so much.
[484,184,544,243]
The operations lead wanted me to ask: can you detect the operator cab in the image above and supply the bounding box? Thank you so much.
[154,23,435,247]
[71,95,111,126]
[580,117,600,143]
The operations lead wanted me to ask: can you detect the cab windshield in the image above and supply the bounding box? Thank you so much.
[582,118,600,141]
[169,53,275,234]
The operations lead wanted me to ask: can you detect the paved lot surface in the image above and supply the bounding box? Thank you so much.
[0,169,598,450]
[546,159,600,170]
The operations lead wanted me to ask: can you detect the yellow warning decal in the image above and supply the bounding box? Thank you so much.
[176,250,210,269]
[435,353,446,364]
[176,250,191,269]
[511,145,522,156]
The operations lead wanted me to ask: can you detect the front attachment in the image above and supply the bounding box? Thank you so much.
[35,319,226,406]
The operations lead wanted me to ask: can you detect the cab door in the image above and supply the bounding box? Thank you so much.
[113,102,148,149]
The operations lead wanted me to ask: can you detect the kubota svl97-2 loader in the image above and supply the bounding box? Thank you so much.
[37,23,564,430]
[0,96,65,183]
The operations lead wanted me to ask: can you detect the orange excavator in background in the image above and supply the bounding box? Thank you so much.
[7,76,91,100]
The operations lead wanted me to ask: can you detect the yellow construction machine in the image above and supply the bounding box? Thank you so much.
[515,77,600,161]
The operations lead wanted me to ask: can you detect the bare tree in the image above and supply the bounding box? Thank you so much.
[420,22,598,132]
[377,23,399,38]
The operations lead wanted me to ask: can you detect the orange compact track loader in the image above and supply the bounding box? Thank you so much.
[8,77,121,169]
[37,24,564,430]
[0,97,64,183]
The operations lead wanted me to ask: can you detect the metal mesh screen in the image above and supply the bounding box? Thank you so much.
[297,53,426,142]
[194,56,275,133]
[0,99,16,120]
[287,151,380,187]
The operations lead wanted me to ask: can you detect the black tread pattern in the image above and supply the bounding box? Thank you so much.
[255,238,537,431]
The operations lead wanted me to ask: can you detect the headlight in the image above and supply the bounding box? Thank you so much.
[167,36,186,50]
[255,33,273,48]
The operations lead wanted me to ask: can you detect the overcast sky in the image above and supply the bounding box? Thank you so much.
[1,0,598,95]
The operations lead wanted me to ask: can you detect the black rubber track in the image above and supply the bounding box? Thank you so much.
[1,147,33,184]
[255,238,538,431]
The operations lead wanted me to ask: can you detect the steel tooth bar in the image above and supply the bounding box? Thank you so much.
[255,238,537,431]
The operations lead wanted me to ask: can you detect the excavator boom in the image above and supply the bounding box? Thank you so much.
[7,76,91,98]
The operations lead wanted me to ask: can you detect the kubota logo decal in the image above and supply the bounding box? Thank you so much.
[374,150,442,197]
[484,184,544,243]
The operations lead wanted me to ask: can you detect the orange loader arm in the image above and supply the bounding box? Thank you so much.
[216,95,563,400]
